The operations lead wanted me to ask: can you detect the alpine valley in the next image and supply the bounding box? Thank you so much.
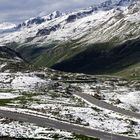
[0,0,140,140]
[0,0,140,79]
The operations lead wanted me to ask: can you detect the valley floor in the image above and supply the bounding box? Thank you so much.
[0,69,139,139]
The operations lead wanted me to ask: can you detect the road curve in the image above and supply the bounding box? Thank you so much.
[74,92,140,119]
[0,109,139,140]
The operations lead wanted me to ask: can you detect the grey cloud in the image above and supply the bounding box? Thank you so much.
[0,0,105,24]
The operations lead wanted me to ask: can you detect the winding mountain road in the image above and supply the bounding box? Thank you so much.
[74,92,140,119]
[0,109,139,140]
[0,92,140,140]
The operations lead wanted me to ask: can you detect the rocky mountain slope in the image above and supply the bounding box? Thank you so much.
[0,0,140,78]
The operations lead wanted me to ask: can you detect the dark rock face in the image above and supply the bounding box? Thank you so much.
[37,29,51,36]
[17,17,45,28]
[27,17,45,26]
[66,15,77,23]
[66,8,95,23]
[48,11,62,20]
[36,24,60,36]
[0,46,23,59]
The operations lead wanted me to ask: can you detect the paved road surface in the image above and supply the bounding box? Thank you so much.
[75,92,140,119]
[0,110,139,140]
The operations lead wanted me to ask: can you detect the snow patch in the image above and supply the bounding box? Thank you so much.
[0,92,19,99]
[11,75,46,90]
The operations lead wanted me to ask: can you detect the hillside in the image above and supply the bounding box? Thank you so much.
[0,0,140,78]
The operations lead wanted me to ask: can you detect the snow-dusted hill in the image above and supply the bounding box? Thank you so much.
[0,0,139,75]
[0,0,139,45]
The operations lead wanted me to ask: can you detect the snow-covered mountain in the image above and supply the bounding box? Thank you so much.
[16,11,63,29]
[0,0,140,44]
[0,0,138,44]
[0,0,139,75]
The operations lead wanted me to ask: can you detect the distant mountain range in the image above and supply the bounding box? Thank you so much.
[0,0,140,79]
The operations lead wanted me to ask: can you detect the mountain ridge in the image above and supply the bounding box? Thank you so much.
[0,0,140,78]
[0,0,137,44]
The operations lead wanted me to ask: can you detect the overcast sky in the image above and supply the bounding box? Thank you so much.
[0,0,106,24]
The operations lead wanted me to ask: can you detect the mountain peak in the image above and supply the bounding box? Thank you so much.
[0,0,139,45]
[44,10,63,20]
[17,17,45,29]
[17,11,63,29]
[96,0,135,10]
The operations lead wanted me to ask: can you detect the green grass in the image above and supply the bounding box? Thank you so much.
[4,34,140,80]
[33,39,85,67]
[73,134,99,140]
[52,38,140,77]
[0,99,12,106]
[0,91,39,107]
[115,63,140,80]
